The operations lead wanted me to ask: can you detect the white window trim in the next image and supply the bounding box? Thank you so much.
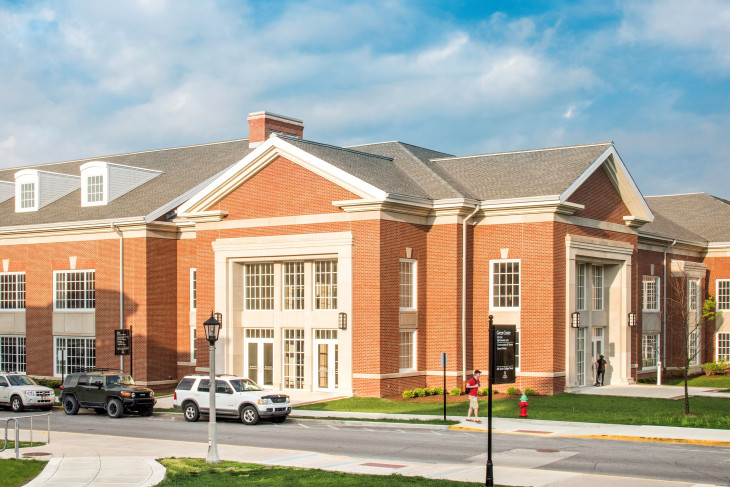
[489,259,521,311]
[190,325,197,364]
[53,270,96,312]
[592,265,604,311]
[399,259,417,311]
[14,171,39,212]
[80,162,109,207]
[642,275,660,312]
[716,280,730,311]
[53,336,95,376]
[0,272,26,311]
[190,268,197,311]
[576,263,586,311]
[641,333,660,370]
[716,331,730,361]
[399,329,417,372]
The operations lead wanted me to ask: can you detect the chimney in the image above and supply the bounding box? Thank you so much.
[247,111,304,148]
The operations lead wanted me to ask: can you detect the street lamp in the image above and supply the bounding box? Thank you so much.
[204,311,222,464]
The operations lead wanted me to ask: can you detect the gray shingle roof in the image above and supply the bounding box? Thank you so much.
[643,193,730,243]
[0,139,253,227]
[428,143,612,201]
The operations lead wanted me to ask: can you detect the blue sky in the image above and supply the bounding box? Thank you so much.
[1,0,729,198]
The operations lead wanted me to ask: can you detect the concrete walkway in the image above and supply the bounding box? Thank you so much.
[3,384,729,487]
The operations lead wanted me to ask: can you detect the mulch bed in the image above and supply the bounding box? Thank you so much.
[385,394,517,403]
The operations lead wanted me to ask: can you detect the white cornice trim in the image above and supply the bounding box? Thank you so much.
[561,145,654,225]
[0,217,147,239]
[479,197,583,216]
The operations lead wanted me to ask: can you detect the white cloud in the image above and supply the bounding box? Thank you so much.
[0,136,16,150]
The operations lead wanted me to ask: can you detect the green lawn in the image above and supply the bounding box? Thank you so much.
[158,458,495,486]
[642,375,730,389]
[0,458,47,487]
[296,394,730,429]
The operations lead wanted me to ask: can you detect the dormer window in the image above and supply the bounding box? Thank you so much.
[20,182,36,209]
[87,175,104,203]
[80,161,161,207]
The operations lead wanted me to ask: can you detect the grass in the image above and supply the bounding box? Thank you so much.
[296,394,730,429]
[640,375,730,389]
[0,458,47,487]
[158,458,494,486]
[295,416,458,425]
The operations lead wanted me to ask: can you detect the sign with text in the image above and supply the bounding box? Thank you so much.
[493,325,516,384]
[114,329,131,356]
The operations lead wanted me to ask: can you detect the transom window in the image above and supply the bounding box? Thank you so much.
[245,263,274,310]
[399,259,416,310]
[643,276,660,312]
[20,183,35,209]
[54,336,95,376]
[283,262,305,310]
[0,272,25,310]
[54,271,95,310]
[718,280,730,311]
[399,330,416,370]
[86,175,104,203]
[717,332,730,361]
[314,260,337,310]
[0,336,26,373]
[246,328,274,339]
[491,260,520,309]
[592,265,604,310]
[576,263,586,311]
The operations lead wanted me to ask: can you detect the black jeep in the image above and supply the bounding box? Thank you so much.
[60,370,156,418]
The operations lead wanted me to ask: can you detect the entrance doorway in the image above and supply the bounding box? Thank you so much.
[244,328,274,388]
[314,329,338,391]
[592,327,605,384]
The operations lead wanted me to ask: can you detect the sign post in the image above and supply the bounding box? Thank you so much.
[114,328,132,375]
[441,352,447,421]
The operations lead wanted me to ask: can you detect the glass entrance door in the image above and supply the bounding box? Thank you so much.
[314,329,338,391]
[592,327,605,384]
[244,329,273,388]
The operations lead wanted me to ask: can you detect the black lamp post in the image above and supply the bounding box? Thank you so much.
[204,311,222,464]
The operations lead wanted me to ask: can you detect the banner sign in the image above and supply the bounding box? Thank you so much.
[493,325,516,384]
[114,329,131,356]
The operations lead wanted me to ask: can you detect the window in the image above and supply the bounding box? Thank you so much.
[399,330,416,370]
[86,175,104,203]
[190,326,197,363]
[0,336,26,373]
[0,273,25,310]
[688,327,700,366]
[399,259,417,310]
[689,279,700,322]
[717,332,730,361]
[576,263,586,311]
[718,280,730,311]
[245,263,274,310]
[642,276,660,312]
[491,260,520,309]
[54,337,95,376]
[283,262,304,310]
[20,182,35,209]
[576,328,585,385]
[283,329,304,389]
[54,271,95,310]
[190,269,196,311]
[592,266,604,310]
[642,333,659,368]
[314,260,337,309]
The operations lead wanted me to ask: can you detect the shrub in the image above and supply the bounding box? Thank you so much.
[431,386,443,396]
[414,388,427,398]
[505,386,519,395]
[449,387,462,396]
[701,360,729,376]
[402,389,415,399]
[478,388,489,396]
[524,388,536,396]
[31,377,62,389]
[422,388,432,397]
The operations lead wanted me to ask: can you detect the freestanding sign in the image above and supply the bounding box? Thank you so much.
[493,325,516,385]
[114,329,131,356]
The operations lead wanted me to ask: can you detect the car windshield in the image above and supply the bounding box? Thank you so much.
[229,379,263,392]
[6,375,37,386]
[106,375,135,387]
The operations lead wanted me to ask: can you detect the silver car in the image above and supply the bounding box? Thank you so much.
[0,373,55,412]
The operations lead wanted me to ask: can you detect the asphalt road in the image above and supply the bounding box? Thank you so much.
[3,408,729,486]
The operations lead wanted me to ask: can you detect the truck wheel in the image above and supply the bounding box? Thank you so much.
[10,395,24,413]
[63,396,79,415]
[271,416,287,424]
[107,398,124,418]
[240,405,259,425]
[183,402,199,422]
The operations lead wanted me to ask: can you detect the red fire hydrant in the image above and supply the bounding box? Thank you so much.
[518,393,529,418]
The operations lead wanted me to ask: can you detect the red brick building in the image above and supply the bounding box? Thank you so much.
[1,111,728,394]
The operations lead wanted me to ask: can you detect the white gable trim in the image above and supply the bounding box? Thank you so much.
[178,137,387,215]
[560,145,653,224]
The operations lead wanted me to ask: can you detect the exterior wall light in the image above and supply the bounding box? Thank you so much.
[338,312,347,330]
[571,311,580,328]
[628,312,637,327]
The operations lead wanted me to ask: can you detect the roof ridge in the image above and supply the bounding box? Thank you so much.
[0,138,251,172]
[430,142,613,162]
[646,192,707,198]
[279,135,393,161]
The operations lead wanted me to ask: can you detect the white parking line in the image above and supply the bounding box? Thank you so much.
[327,425,340,430]
[299,424,310,429]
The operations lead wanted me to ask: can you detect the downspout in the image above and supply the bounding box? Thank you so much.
[111,223,124,373]
[660,239,677,386]
[462,203,481,389]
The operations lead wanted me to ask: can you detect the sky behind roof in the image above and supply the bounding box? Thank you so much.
[1,0,729,198]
